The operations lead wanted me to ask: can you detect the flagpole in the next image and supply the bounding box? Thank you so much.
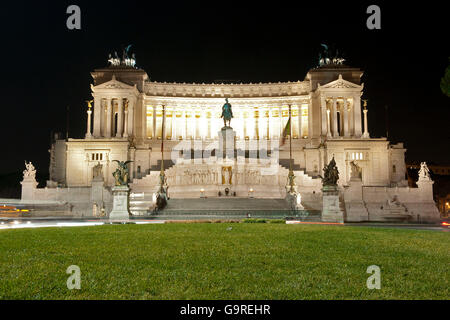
[160,104,165,192]
[288,104,294,193]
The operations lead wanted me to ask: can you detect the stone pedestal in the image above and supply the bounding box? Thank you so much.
[109,185,131,221]
[344,178,369,222]
[416,180,434,201]
[21,177,38,200]
[218,127,236,160]
[321,185,344,223]
[91,178,104,217]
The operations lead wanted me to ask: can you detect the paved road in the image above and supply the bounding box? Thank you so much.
[0,217,448,232]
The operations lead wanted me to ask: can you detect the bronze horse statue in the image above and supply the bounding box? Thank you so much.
[221,98,233,127]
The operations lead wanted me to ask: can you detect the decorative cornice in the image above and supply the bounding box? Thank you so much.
[144,80,310,98]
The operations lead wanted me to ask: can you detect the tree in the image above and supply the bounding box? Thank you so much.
[441,58,450,97]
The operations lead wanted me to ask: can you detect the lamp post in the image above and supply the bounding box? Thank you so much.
[154,104,168,211]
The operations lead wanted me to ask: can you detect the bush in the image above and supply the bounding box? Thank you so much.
[241,218,286,223]
[267,219,286,224]
[242,218,266,223]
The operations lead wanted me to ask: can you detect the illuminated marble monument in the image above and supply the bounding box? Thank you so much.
[22,50,440,222]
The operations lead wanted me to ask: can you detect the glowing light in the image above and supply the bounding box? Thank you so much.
[286,221,344,225]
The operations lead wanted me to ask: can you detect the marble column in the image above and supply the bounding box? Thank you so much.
[183,109,187,140]
[101,99,106,137]
[362,108,370,138]
[326,108,332,137]
[152,105,157,140]
[332,98,338,137]
[320,96,327,136]
[86,107,92,138]
[268,107,272,139]
[349,100,354,136]
[278,105,283,138]
[255,107,259,139]
[93,96,101,137]
[298,104,303,139]
[116,98,123,138]
[343,97,349,137]
[353,94,363,137]
[106,98,112,138]
[172,106,177,140]
[201,106,207,139]
[243,107,248,138]
[207,107,211,139]
[123,105,129,138]
[127,98,134,137]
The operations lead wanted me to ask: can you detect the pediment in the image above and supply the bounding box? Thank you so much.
[318,74,363,90]
[91,75,137,91]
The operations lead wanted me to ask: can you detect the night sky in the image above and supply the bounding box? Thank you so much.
[0,1,449,176]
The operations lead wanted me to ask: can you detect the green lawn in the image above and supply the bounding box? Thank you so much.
[0,223,448,299]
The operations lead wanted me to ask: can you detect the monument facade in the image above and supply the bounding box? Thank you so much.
[22,49,440,222]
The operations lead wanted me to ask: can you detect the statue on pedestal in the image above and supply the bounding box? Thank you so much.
[112,160,132,186]
[23,161,36,179]
[221,98,233,128]
[110,160,133,220]
[223,167,231,185]
[320,157,339,187]
[418,162,431,181]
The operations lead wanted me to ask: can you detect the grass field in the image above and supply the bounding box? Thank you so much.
[0,223,448,299]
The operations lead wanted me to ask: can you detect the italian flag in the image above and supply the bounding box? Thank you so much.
[281,117,291,146]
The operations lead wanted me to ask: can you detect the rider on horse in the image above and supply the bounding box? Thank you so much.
[221,98,233,127]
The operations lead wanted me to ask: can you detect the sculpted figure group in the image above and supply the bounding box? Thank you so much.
[182,168,219,185]
[23,161,36,179]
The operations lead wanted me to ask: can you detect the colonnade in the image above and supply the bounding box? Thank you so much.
[88,96,136,138]
[145,104,309,140]
[320,94,369,138]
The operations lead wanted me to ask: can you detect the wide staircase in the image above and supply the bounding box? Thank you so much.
[134,197,321,221]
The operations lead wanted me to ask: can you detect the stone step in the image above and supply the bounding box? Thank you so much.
[146,212,321,221]
[163,198,291,210]
[129,197,322,220]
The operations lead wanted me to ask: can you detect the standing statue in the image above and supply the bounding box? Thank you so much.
[112,160,133,186]
[86,99,93,110]
[221,98,233,127]
[92,162,103,179]
[319,156,339,186]
[349,161,361,180]
[418,162,431,181]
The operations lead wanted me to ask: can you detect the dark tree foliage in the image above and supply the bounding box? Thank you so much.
[441,58,450,97]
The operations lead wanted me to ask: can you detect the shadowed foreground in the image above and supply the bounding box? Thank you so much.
[0,223,448,299]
